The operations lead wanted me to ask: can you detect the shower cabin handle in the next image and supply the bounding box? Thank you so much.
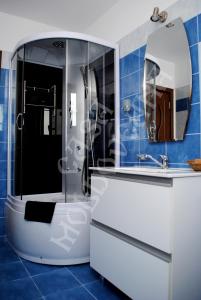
[69,106,73,128]
[81,158,90,197]
[16,113,24,130]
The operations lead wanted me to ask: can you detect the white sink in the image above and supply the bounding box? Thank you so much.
[89,166,201,178]
[114,167,191,174]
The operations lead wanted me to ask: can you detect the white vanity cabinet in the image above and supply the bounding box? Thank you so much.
[90,170,201,300]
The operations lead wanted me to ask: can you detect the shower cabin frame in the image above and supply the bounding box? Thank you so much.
[7,32,120,200]
[5,32,119,265]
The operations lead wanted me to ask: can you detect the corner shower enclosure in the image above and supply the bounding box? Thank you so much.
[6,33,117,265]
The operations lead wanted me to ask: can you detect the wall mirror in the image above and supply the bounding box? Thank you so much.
[143,17,192,142]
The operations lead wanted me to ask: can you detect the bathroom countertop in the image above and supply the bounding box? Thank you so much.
[89,167,201,178]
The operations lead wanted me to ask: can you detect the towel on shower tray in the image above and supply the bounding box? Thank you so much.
[24,201,56,223]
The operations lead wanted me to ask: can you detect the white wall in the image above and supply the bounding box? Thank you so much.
[0,12,62,52]
[85,0,177,43]
[119,0,201,58]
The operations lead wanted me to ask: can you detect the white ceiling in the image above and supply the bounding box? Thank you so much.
[86,0,178,42]
[0,0,179,43]
[0,0,119,31]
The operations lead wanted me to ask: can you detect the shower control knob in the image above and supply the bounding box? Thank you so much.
[77,167,81,172]
[76,145,81,151]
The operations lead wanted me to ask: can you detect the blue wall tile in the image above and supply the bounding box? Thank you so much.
[0,161,7,180]
[185,16,198,46]
[0,217,5,236]
[120,118,140,141]
[0,69,9,87]
[0,83,8,149]
[120,94,140,119]
[198,14,201,42]
[0,86,9,105]
[168,163,190,168]
[139,45,146,69]
[192,73,200,103]
[186,104,200,134]
[120,49,139,77]
[167,134,200,163]
[0,180,7,198]
[0,143,7,161]
[0,199,5,217]
[190,44,199,74]
[140,139,166,158]
[120,95,138,120]
[0,130,8,144]
[120,71,140,98]
[139,68,144,94]
[120,140,139,164]
[139,116,147,139]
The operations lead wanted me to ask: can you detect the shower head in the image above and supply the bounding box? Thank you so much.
[150,7,168,23]
[52,41,65,48]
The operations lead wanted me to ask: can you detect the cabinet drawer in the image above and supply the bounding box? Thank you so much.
[91,175,173,253]
[90,225,170,300]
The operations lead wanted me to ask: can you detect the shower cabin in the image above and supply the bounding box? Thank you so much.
[6,33,117,265]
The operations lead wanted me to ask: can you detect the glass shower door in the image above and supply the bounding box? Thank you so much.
[88,43,115,168]
[21,39,65,196]
[65,39,88,202]
[8,47,25,198]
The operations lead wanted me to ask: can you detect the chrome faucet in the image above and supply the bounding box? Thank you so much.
[137,154,168,169]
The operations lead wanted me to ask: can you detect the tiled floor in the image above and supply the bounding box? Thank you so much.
[0,237,130,300]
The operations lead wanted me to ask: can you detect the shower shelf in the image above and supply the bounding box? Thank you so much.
[26,86,53,92]
[25,104,55,108]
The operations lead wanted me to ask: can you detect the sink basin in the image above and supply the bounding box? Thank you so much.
[89,166,201,178]
[114,167,191,174]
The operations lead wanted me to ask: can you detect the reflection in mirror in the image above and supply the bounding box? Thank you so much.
[144,18,192,142]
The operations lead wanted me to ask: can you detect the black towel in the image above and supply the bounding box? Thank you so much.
[24,201,56,223]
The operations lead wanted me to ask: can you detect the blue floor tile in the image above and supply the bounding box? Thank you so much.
[68,263,99,284]
[33,268,80,296]
[85,279,130,300]
[45,286,94,300]
[0,261,28,284]
[0,241,19,264]
[22,259,64,276]
[0,277,41,300]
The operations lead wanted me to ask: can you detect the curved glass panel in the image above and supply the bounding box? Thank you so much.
[8,37,115,201]
[9,47,24,198]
